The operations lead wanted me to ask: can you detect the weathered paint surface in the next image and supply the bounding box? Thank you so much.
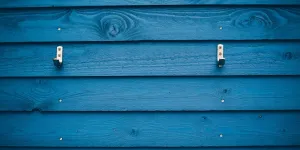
[1,7,300,42]
[0,1,299,150]
[0,42,299,76]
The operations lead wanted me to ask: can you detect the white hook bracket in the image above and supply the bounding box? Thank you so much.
[217,44,225,67]
[53,46,63,68]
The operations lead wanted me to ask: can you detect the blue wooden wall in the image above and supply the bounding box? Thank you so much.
[0,0,300,149]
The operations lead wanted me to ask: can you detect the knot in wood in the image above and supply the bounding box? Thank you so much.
[283,52,293,60]
[98,13,137,39]
[130,128,139,136]
[232,10,275,29]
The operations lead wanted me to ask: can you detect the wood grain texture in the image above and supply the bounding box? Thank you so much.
[1,0,300,8]
[0,77,300,111]
[1,147,300,150]
[0,112,299,147]
[1,7,300,42]
[1,41,300,76]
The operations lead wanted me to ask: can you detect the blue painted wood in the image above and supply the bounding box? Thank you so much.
[0,77,300,111]
[1,0,300,8]
[0,7,300,42]
[1,147,300,150]
[0,112,299,147]
[0,41,300,76]
[0,1,299,149]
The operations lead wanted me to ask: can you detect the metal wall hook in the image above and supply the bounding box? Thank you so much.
[53,46,63,68]
[217,44,225,67]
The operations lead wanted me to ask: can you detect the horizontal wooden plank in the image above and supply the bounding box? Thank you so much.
[0,112,299,147]
[0,77,300,111]
[2,0,300,8]
[1,147,300,150]
[0,7,300,42]
[1,41,300,76]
